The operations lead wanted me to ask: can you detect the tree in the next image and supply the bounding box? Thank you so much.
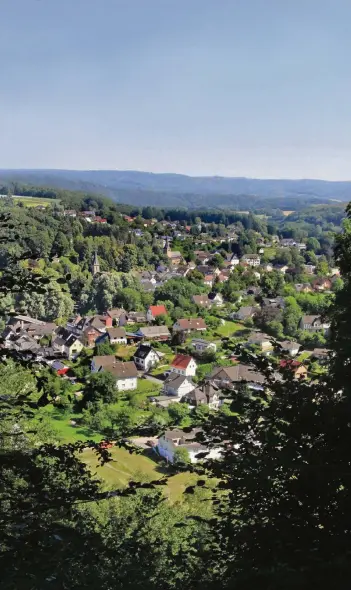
[83,371,117,406]
[168,403,190,425]
[173,447,191,466]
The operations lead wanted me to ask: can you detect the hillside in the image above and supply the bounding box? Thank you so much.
[1,169,351,210]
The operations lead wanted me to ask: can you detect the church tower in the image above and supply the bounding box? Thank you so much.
[92,251,100,276]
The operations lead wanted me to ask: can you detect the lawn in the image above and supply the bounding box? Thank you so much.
[116,344,137,360]
[41,405,102,443]
[14,196,58,207]
[81,446,202,503]
[214,320,245,338]
[262,247,276,261]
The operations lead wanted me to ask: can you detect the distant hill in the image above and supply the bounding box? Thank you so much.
[1,169,350,210]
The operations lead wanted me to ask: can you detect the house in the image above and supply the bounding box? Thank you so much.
[163,374,195,397]
[106,308,128,326]
[91,356,138,391]
[274,264,289,274]
[157,428,221,464]
[170,354,197,377]
[280,238,297,247]
[106,327,127,345]
[209,363,267,391]
[52,329,84,360]
[126,311,148,324]
[146,305,167,322]
[3,331,41,355]
[208,292,224,306]
[182,382,221,410]
[203,274,214,286]
[141,280,156,293]
[227,254,240,267]
[295,283,313,293]
[247,332,273,354]
[262,297,285,309]
[133,344,161,372]
[304,264,316,275]
[191,338,217,354]
[164,240,182,266]
[173,318,207,333]
[195,251,210,264]
[262,263,273,272]
[241,254,261,267]
[312,278,332,292]
[299,315,330,334]
[81,326,102,347]
[136,325,170,341]
[279,360,308,379]
[311,348,331,360]
[233,306,257,321]
[279,340,301,357]
[192,294,212,308]
[63,209,77,217]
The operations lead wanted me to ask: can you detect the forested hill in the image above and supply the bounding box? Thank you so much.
[1,169,351,210]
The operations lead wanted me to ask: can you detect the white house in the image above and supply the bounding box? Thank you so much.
[91,356,138,391]
[106,327,127,345]
[133,344,161,372]
[170,354,197,377]
[157,428,222,464]
[208,292,224,307]
[299,315,330,335]
[279,340,301,357]
[241,254,261,267]
[163,374,195,397]
[191,338,217,354]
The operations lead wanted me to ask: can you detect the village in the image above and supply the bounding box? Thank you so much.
[2,208,337,465]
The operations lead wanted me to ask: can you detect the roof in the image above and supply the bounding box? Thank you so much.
[148,305,167,317]
[280,360,302,369]
[107,327,126,339]
[171,354,194,370]
[302,315,320,324]
[248,332,272,344]
[163,427,202,441]
[11,315,46,325]
[134,344,159,360]
[164,374,195,390]
[175,318,207,330]
[280,340,300,351]
[236,306,256,317]
[93,356,138,378]
[25,322,57,336]
[106,308,126,319]
[184,383,218,404]
[192,294,211,306]
[210,364,266,385]
[138,325,170,337]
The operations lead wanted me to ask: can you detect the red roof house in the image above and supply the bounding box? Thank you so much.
[147,305,167,321]
[279,359,307,378]
[170,354,197,377]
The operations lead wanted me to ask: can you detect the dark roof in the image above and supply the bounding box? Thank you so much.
[164,374,195,391]
[133,344,158,360]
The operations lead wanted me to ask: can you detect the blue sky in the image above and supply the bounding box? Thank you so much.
[1,0,351,179]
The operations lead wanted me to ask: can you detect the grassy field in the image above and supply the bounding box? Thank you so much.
[214,320,245,337]
[81,447,201,502]
[262,247,276,261]
[13,196,57,207]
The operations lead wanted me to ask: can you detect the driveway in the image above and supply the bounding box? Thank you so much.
[144,374,164,385]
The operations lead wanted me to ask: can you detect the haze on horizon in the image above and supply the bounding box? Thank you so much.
[2,0,351,181]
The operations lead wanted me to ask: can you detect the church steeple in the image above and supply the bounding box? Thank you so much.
[92,250,100,276]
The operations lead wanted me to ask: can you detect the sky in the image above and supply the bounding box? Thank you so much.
[1,0,351,180]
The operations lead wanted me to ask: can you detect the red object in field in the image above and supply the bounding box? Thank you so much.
[57,367,69,376]
[99,441,113,449]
